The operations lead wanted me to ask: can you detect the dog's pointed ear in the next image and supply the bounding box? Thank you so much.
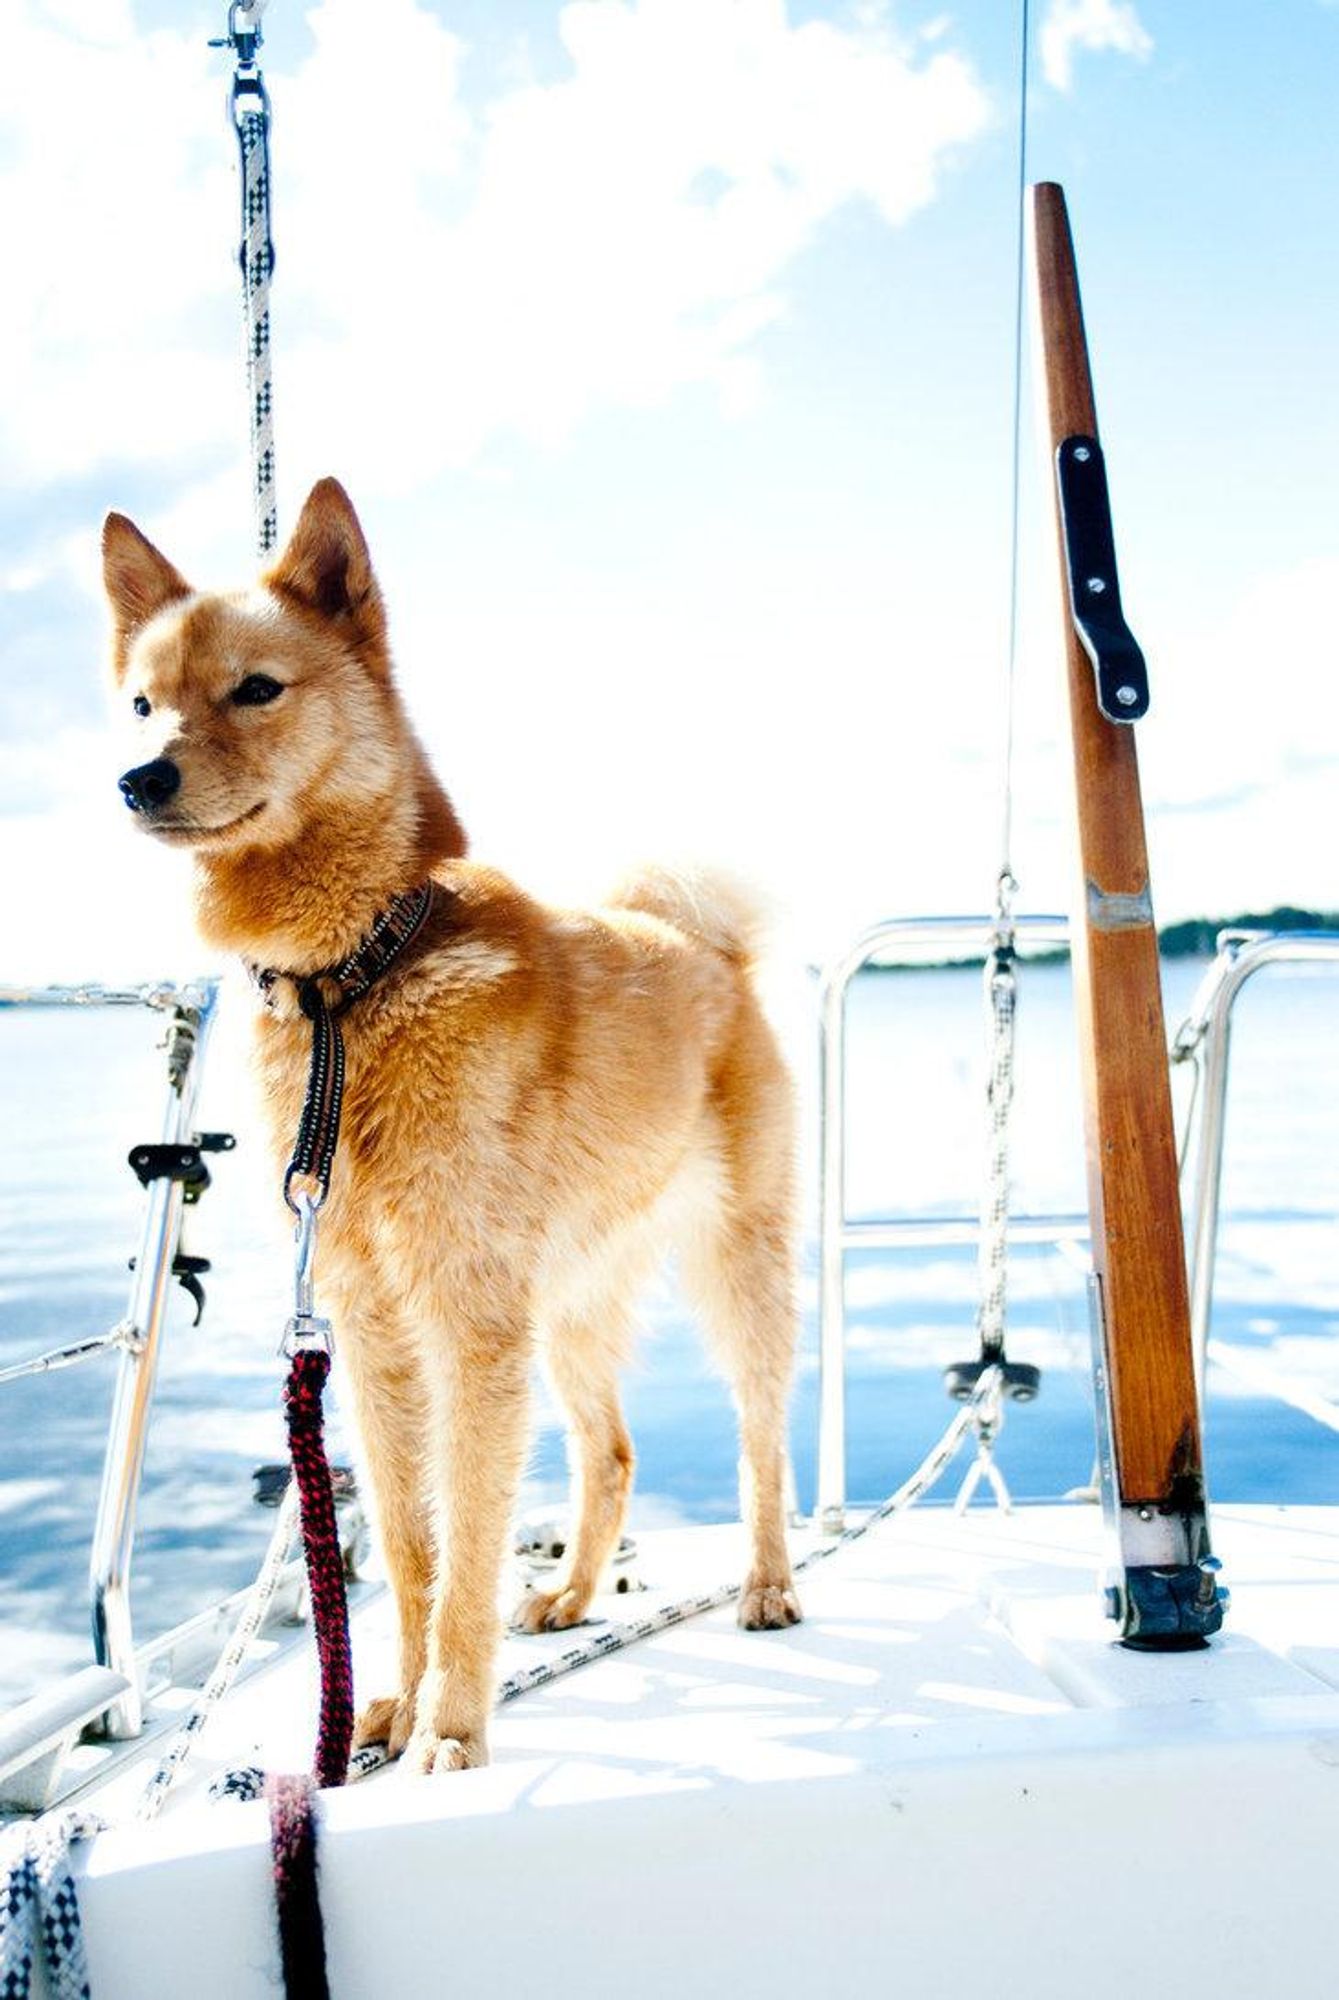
[265,478,386,650]
[102,513,192,680]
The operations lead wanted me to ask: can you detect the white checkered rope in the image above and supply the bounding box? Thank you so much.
[0,1812,102,2000]
[136,1485,298,1822]
[975,945,1017,1358]
[238,105,277,557]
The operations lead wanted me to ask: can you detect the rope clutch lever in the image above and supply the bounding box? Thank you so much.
[282,1189,334,1359]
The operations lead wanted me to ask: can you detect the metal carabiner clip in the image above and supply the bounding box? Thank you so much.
[281,1188,335,1359]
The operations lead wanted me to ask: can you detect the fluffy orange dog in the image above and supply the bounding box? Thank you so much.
[103,479,801,1774]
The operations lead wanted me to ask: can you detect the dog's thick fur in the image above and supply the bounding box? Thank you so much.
[103,480,801,1774]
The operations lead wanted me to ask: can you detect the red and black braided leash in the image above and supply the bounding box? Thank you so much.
[266,1773,331,2000]
[283,1349,354,1791]
[255,881,435,1994]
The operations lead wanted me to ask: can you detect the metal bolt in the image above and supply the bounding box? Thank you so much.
[1115,685,1139,708]
[1138,1506,1154,1521]
[1086,575,1106,594]
[1073,444,1091,462]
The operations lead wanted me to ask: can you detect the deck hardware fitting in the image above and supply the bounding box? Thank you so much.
[1055,432,1149,722]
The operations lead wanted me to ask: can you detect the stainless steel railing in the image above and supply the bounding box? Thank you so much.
[0,980,220,1738]
[1173,929,1339,1398]
[816,918,1339,1531]
[816,914,1083,1531]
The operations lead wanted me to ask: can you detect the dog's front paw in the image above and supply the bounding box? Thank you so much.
[738,1575,802,1630]
[403,1725,488,1776]
[352,1692,417,1759]
[510,1583,591,1634]
[403,1668,490,1774]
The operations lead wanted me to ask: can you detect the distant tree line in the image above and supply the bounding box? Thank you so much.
[848,904,1339,974]
[1158,906,1339,957]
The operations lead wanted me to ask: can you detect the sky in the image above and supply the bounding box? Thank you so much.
[1,0,1337,980]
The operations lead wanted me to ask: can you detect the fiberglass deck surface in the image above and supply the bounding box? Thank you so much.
[52,1502,1339,2000]
[67,1499,1339,1823]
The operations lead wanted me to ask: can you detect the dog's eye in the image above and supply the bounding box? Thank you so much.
[132,694,151,718]
[232,674,285,707]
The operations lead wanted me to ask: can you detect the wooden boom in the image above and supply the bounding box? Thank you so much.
[1030,182,1224,1644]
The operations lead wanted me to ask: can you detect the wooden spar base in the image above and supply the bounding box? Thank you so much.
[1030,183,1224,1643]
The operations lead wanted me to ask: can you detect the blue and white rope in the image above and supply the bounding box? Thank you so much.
[0,1811,102,2000]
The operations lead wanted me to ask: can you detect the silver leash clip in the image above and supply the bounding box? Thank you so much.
[281,1189,334,1359]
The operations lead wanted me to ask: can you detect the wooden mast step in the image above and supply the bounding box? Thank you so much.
[1029,182,1225,1646]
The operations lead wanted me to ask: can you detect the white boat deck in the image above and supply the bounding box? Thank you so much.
[46,1500,1339,1996]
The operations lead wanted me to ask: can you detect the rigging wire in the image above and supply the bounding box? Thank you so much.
[996,0,1032,911]
[961,0,1035,1403]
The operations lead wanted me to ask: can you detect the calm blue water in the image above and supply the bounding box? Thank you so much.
[1,957,1336,1706]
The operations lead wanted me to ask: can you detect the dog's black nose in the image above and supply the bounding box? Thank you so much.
[118,758,181,814]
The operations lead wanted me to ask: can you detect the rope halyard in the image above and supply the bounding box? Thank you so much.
[239,101,277,557]
[976,898,1018,1370]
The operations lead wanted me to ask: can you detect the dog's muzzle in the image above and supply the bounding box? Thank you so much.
[118,758,182,815]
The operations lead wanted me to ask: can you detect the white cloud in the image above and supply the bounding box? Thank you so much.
[274,0,990,494]
[1141,553,1339,814]
[1040,0,1153,93]
[0,11,235,485]
[1136,553,1339,921]
[0,0,989,508]
[0,0,999,974]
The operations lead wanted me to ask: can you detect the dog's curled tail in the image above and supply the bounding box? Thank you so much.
[604,864,768,963]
